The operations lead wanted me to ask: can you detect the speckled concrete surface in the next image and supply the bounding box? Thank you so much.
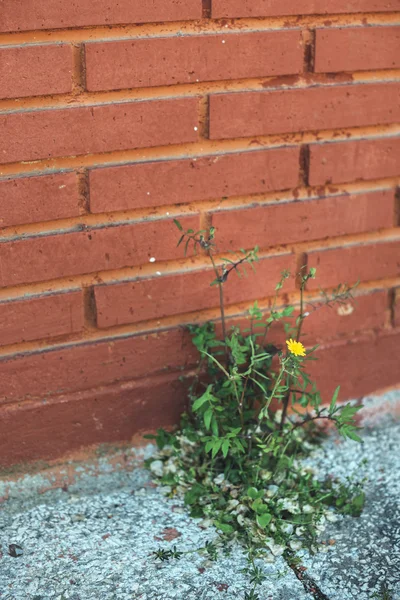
[0,390,399,600]
[300,396,400,600]
[0,457,309,600]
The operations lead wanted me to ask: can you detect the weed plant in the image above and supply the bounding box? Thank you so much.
[146,221,365,597]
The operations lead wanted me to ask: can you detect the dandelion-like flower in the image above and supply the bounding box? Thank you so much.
[286,338,306,357]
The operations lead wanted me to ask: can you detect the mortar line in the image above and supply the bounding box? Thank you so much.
[1,124,400,178]
[299,145,310,187]
[0,278,397,359]
[0,13,399,44]
[388,288,397,329]
[202,0,212,19]
[0,175,398,241]
[0,293,399,362]
[83,286,97,329]
[302,29,316,74]
[394,186,400,226]
[2,73,400,115]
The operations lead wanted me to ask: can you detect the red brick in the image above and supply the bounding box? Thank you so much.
[0,98,198,165]
[307,239,400,289]
[301,290,389,344]
[0,290,84,346]
[0,0,202,33]
[209,83,400,140]
[0,172,82,228]
[0,215,198,287]
[309,137,400,186]
[307,331,400,401]
[315,26,400,74]
[223,290,389,345]
[94,254,297,328]
[89,147,300,213]
[0,44,73,100]
[0,328,198,403]
[2,329,400,467]
[85,31,303,92]
[0,372,189,467]
[212,0,400,18]
[212,190,394,252]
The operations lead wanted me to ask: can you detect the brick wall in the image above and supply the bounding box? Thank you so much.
[0,2,399,467]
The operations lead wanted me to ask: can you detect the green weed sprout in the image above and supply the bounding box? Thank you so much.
[146,221,364,599]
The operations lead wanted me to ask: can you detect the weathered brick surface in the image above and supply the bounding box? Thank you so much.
[0,329,197,403]
[315,26,400,73]
[0,1,399,465]
[301,291,390,343]
[212,0,400,18]
[0,0,202,32]
[0,98,198,164]
[0,44,73,99]
[85,31,303,91]
[0,290,84,346]
[89,147,300,213]
[308,331,400,402]
[210,83,400,140]
[309,137,400,185]
[94,254,297,328]
[226,290,390,346]
[0,372,190,468]
[307,240,400,289]
[0,216,198,287]
[0,172,82,228]
[212,190,395,251]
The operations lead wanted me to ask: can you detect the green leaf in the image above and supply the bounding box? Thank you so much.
[215,522,234,534]
[345,428,363,443]
[221,439,230,458]
[256,513,272,529]
[204,408,213,431]
[173,219,183,231]
[252,499,270,514]
[192,386,213,412]
[211,439,222,458]
[192,395,210,412]
[247,487,259,500]
[338,403,363,423]
[233,438,245,453]
[205,440,214,453]
[329,385,340,414]
[352,492,365,511]
[184,483,203,505]
[211,417,219,437]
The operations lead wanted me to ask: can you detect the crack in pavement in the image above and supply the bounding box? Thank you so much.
[285,552,331,600]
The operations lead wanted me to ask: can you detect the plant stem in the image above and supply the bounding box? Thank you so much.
[280,280,306,430]
[259,360,286,421]
[260,286,280,348]
[208,252,229,364]
[296,282,306,342]
[279,374,291,430]
[290,414,338,431]
[238,378,249,427]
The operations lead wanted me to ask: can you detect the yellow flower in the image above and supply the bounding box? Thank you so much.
[286,338,306,357]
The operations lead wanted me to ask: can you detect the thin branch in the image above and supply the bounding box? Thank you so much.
[290,413,338,431]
